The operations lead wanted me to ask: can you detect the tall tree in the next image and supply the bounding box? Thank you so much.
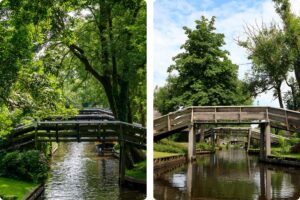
[238,24,291,108]
[273,0,300,88]
[155,16,251,114]
[55,0,147,123]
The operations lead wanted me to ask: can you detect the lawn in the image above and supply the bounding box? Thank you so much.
[0,177,37,200]
[125,161,146,181]
[154,151,181,158]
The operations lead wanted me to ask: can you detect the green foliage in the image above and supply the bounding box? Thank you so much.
[238,23,290,108]
[273,0,300,90]
[154,139,187,154]
[154,16,251,114]
[0,150,48,183]
[277,136,291,154]
[0,0,146,169]
[196,142,212,151]
[125,160,146,181]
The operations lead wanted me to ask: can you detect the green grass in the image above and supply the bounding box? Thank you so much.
[125,161,146,181]
[0,177,37,200]
[154,139,187,154]
[271,147,300,160]
[196,142,213,151]
[154,151,181,158]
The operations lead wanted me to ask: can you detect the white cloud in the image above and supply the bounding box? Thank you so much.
[154,0,299,108]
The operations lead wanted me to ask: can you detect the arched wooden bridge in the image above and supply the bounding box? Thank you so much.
[154,106,300,162]
[2,109,146,184]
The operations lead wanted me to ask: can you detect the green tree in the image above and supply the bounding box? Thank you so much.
[155,16,251,114]
[238,23,291,108]
[273,0,300,88]
[273,0,300,110]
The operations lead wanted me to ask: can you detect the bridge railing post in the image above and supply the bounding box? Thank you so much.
[34,118,38,149]
[247,129,252,152]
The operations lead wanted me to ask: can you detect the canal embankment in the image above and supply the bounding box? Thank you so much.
[154,149,300,200]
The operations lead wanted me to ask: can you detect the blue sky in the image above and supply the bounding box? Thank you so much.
[154,0,300,107]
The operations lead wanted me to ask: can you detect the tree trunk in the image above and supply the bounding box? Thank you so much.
[294,60,300,89]
[275,83,284,108]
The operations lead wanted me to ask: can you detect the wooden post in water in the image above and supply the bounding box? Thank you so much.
[119,125,126,185]
[247,128,252,152]
[266,169,272,200]
[260,122,271,160]
[265,123,271,157]
[188,124,196,161]
[200,125,205,142]
[211,129,215,152]
[259,167,266,198]
[259,124,265,161]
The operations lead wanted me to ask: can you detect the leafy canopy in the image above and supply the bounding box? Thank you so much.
[155,16,251,114]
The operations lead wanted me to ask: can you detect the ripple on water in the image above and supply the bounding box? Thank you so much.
[43,143,144,200]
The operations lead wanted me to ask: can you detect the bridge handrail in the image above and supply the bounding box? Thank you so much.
[154,106,300,137]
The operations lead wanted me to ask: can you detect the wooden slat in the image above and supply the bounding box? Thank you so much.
[269,114,287,124]
[241,112,266,120]
[193,112,214,121]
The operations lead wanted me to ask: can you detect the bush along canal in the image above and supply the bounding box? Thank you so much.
[154,149,300,200]
[41,143,145,200]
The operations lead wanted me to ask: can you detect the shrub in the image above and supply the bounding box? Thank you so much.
[278,136,291,154]
[196,142,212,151]
[0,150,48,183]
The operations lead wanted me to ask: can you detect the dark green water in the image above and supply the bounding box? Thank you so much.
[154,149,300,200]
[41,143,145,200]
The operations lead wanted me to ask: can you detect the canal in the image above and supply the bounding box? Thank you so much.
[41,143,145,200]
[154,149,300,200]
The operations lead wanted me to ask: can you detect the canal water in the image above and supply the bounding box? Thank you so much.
[154,149,300,200]
[41,143,145,200]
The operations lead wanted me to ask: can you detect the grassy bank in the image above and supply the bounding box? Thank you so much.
[249,148,300,160]
[125,161,146,181]
[154,151,181,158]
[154,139,187,154]
[0,177,38,200]
[271,147,300,160]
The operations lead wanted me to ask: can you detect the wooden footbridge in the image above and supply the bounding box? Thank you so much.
[2,109,146,184]
[154,106,300,162]
[201,127,288,144]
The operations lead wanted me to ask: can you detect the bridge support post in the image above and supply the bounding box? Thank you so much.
[119,126,125,185]
[188,124,196,161]
[260,123,271,161]
[211,130,215,152]
[187,162,196,197]
[200,125,205,142]
[247,129,252,152]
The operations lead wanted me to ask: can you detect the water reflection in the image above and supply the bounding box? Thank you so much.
[42,143,145,200]
[154,149,300,200]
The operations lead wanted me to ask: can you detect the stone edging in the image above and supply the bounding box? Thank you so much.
[22,184,44,200]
